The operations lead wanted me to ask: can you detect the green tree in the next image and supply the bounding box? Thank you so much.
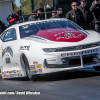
[20,0,32,14]
[35,0,53,9]
[12,0,20,12]
[20,0,53,14]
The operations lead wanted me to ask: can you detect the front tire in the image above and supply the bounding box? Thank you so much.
[94,66,100,71]
[21,54,37,81]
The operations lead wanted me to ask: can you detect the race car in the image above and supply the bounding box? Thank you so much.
[0,18,100,80]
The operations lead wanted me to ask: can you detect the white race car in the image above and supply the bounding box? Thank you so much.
[0,18,100,80]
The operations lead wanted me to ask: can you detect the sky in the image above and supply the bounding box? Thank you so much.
[15,0,20,7]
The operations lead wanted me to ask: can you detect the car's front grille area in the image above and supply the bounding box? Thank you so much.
[45,53,100,68]
[82,53,99,65]
[61,56,81,67]
[45,56,81,68]
[55,43,99,52]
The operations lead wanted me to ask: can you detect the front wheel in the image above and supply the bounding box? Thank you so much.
[93,66,100,71]
[21,54,37,81]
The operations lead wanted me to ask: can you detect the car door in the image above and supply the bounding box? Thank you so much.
[0,39,3,68]
[1,28,18,70]
[0,31,5,68]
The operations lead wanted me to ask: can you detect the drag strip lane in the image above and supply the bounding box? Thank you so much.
[0,68,100,100]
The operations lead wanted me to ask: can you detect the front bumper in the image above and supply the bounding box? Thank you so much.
[30,47,100,75]
[44,48,100,69]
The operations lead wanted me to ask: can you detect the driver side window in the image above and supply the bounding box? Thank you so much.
[1,28,17,42]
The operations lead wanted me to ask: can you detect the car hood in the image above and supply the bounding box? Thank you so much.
[33,27,87,42]
[23,28,100,48]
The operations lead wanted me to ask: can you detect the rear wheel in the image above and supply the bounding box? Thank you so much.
[93,66,100,71]
[21,54,37,81]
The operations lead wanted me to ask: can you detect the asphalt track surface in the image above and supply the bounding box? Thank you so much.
[0,68,100,100]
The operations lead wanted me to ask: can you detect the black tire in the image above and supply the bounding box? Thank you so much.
[21,54,37,81]
[94,66,100,71]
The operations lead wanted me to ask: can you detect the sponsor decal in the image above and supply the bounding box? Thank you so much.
[61,54,66,57]
[16,70,20,73]
[2,70,22,78]
[31,69,36,72]
[14,74,17,77]
[37,69,42,73]
[54,31,78,37]
[61,49,98,57]
[36,65,41,68]
[5,58,11,64]
[31,69,37,73]
[2,47,13,58]
[9,71,14,74]
[6,71,9,73]
[18,74,22,76]
[31,71,37,74]
[5,38,13,41]
[82,49,98,55]
[30,67,35,70]
[9,71,12,74]
[9,74,12,77]
[4,71,6,74]
[7,75,9,77]
[12,74,15,77]
[30,65,35,69]
[56,32,86,40]
[18,73,22,76]
[2,72,4,74]
[17,74,22,77]
[33,61,38,65]
[20,46,30,50]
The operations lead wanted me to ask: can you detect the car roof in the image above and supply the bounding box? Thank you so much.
[9,18,68,28]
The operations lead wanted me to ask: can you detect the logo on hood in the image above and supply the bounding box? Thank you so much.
[56,32,86,40]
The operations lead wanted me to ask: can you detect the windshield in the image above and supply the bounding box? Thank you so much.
[19,20,83,38]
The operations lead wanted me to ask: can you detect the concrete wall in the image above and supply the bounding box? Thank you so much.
[0,1,13,25]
